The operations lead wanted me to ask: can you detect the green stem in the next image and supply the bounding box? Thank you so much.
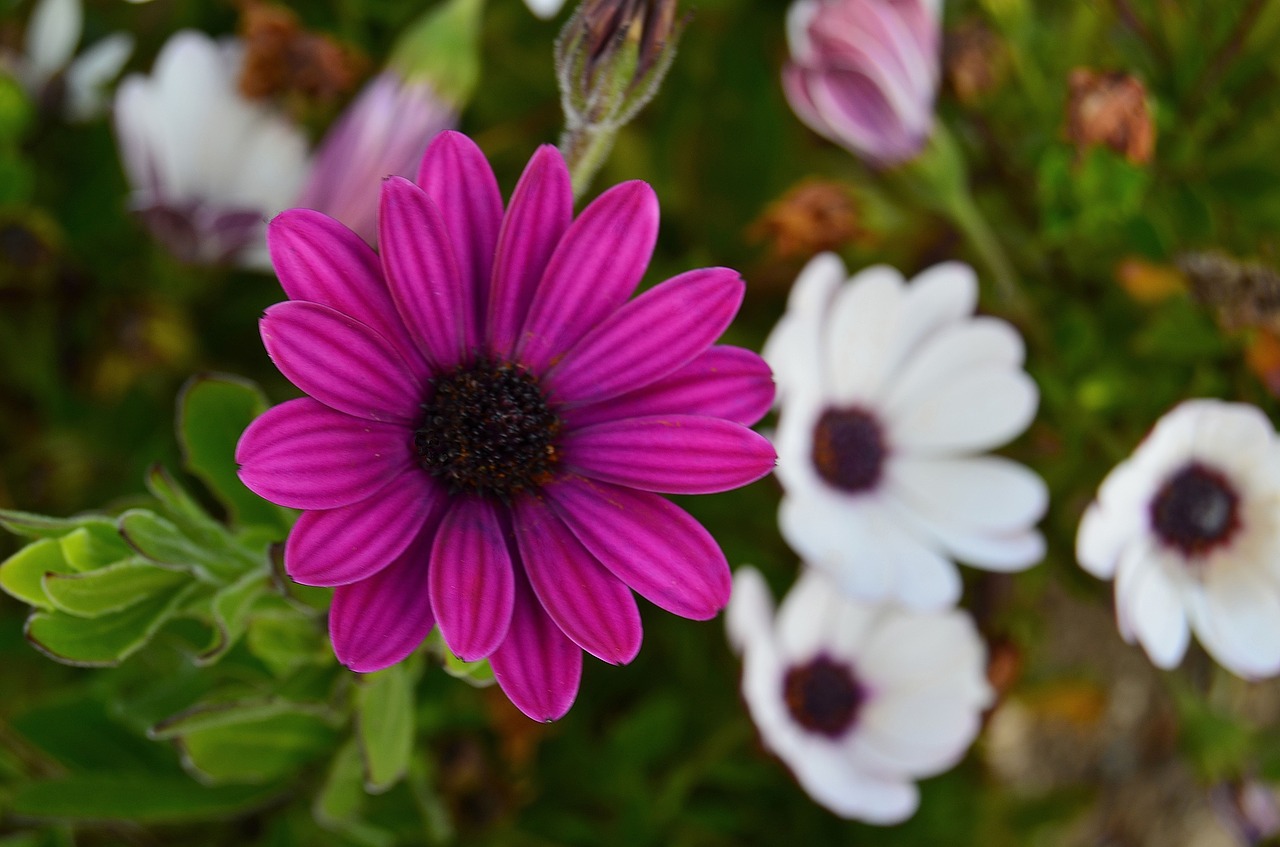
[559,122,618,200]
[944,186,1025,315]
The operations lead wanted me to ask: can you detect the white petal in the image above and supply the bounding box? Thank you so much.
[63,32,133,121]
[856,609,989,699]
[932,527,1045,572]
[777,568,880,661]
[1077,501,1130,579]
[1116,547,1190,669]
[24,0,80,84]
[726,567,775,656]
[764,252,845,403]
[789,743,921,824]
[824,265,906,403]
[890,369,1038,455]
[882,317,1025,420]
[523,0,566,18]
[892,262,978,358]
[778,493,896,602]
[889,455,1048,533]
[1194,566,1280,678]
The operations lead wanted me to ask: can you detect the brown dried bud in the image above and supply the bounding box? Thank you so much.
[1065,68,1155,165]
[944,21,1007,103]
[1179,251,1280,333]
[750,180,861,260]
[237,1,365,103]
[578,0,678,87]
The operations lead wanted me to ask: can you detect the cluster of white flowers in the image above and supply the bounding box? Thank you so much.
[731,254,1034,823]
[739,251,1280,823]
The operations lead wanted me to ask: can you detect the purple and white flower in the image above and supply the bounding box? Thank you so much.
[783,0,942,167]
[113,30,310,269]
[765,254,1045,609]
[727,566,992,823]
[236,131,777,721]
[1077,399,1280,678]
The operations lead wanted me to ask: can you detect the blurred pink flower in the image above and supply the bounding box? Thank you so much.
[297,71,456,246]
[237,131,776,721]
[782,0,942,167]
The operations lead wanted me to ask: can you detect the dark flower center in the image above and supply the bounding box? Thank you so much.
[415,358,561,499]
[811,407,886,493]
[1150,462,1240,556]
[782,655,864,738]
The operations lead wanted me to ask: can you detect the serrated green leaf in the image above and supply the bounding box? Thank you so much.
[179,375,289,534]
[0,510,117,542]
[177,710,337,784]
[356,664,414,793]
[0,538,76,609]
[43,559,189,618]
[58,525,132,570]
[24,584,197,666]
[9,775,279,823]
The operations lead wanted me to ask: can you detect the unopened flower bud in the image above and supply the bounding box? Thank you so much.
[750,180,861,260]
[555,0,683,134]
[945,20,1006,104]
[783,0,942,168]
[1065,69,1155,165]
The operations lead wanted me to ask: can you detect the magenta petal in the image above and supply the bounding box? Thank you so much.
[261,301,422,424]
[330,527,436,673]
[546,268,745,404]
[428,497,515,661]
[490,564,582,722]
[564,346,776,428]
[285,469,443,586]
[236,397,412,510]
[416,132,503,323]
[486,146,573,356]
[546,479,731,620]
[379,176,476,367]
[267,210,425,371]
[564,415,776,495]
[512,496,642,664]
[516,181,658,372]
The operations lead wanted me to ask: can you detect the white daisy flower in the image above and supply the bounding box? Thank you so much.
[764,254,1046,609]
[2,0,134,121]
[726,566,993,823]
[1076,399,1280,678]
[112,30,310,269]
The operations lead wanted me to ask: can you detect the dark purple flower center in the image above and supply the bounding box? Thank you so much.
[1150,462,1240,556]
[415,359,561,499]
[811,407,886,493]
[782,655,864,738]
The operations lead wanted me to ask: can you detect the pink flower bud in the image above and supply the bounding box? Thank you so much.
[783,0,942,168]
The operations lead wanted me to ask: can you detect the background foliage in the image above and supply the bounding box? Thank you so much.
[3,0,1280,844]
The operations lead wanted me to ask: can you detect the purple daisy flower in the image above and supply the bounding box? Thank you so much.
[236,131,777,721]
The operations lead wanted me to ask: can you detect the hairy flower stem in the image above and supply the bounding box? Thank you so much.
[560,121,617,199]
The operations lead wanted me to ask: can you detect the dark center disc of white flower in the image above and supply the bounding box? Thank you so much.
[811,407,885,493]
[415,359,561,499]
[782,655,863,738]
[1150,462,1240,556]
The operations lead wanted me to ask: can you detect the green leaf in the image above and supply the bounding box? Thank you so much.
[314,739,366,826]
[0,510,117,542]
[427,630,495,687]
[246,612,331,678]
[25,584,197,666]
[9,775,279,823]
[355,664,415,793]
[151,697,329,740]
[195,570,271,665]
[177,710,337,783]
[43,559,189,618]
[117,509,219,580]
[178,375,288,534]
[58,525,132,570]
[0,538,77,609]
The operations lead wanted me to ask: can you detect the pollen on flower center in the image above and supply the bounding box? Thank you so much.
[415,358,561,499]
[782,655,864,738]
[811,407,886,493]
[1150,462,1240,557]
